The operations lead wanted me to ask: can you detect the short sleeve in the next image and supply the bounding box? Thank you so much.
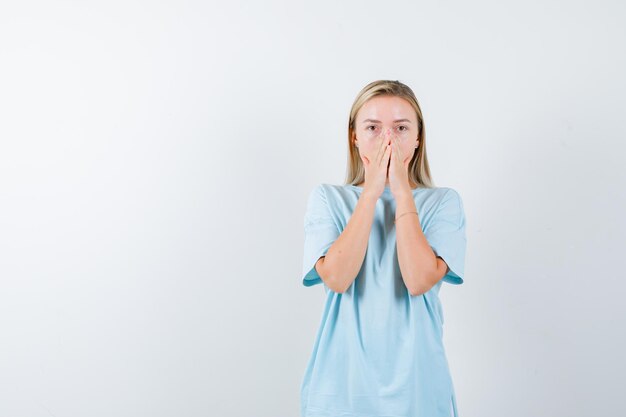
[424,188,467,285]
[301,184,341,287]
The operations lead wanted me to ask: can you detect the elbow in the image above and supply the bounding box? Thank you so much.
[318,275,345,293]
[317,257,348,294]
[317,257,352,294]
[408,285,431,297]
[407,274,434,297]
[327,274,350,294]
[324,270,351,294]
[408,286,425,297]
[408,261,446,296]
[330,284,347,294]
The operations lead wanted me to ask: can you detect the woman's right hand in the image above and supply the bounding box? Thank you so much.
[358,133,392,199]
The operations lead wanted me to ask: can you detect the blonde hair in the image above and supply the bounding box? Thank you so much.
[345,80,434,188]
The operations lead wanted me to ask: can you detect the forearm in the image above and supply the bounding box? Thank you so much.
[319,191,378,293]
[394,192,439,295]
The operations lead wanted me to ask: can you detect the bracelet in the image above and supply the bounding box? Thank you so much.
[394,211,418,223]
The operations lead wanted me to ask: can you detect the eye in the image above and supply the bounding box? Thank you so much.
[366,125,378,131]
[397,125,408,132]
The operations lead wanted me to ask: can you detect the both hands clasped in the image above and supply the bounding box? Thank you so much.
[358,129,414,200]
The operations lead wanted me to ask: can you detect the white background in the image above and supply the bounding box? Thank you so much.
[1,1,625,416]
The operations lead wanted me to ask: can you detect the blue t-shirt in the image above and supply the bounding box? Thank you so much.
[300,183,467,417]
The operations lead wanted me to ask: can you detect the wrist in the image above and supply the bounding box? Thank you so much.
[394,190,414,204]
[360,189,380,203]
[395,211,419,223]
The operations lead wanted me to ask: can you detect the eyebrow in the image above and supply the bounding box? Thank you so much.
[362,119,412,124]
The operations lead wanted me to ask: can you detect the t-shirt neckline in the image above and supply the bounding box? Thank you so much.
[346,184,421,193]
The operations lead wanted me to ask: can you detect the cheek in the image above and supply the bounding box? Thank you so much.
[360,135,383,151]
[360,144,377,156]
[399,142,416,158]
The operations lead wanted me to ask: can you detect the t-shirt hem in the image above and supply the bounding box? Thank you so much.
[303,405,408,417]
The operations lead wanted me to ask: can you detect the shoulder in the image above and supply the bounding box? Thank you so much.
[417,186,458,207]
[433,186,460,196]
[305,183,341,213]
[429,187,462,203]
[442,187,463,202]
[415,187,464,221]
[307,182,340,193]
[431,187,465,220]
[311,183,346,202]
[306,183,332,202]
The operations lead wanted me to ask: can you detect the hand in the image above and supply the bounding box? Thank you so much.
[388,131,412,198]
[358,133,392,199]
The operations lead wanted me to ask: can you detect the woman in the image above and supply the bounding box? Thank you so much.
[300,80,467,417]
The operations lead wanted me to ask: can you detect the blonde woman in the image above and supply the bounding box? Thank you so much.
[300,80,467,417]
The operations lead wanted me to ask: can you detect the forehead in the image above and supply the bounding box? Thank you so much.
[357,95,415,121]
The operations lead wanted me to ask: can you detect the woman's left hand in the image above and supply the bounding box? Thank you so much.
[387,131,413,199]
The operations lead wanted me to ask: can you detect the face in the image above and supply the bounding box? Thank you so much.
[353,95,419,165]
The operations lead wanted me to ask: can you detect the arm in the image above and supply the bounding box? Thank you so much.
[316,190,378,293]
[394,192,449,296]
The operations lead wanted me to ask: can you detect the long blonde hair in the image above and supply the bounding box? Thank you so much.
[345,80,434,188]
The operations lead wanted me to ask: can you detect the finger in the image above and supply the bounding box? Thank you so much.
[381,131,392,167]
[391,135,400,165]
[381,141,391,169]
[395,136,404,165]
[383,134,393,161]
[374,131,387,165]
